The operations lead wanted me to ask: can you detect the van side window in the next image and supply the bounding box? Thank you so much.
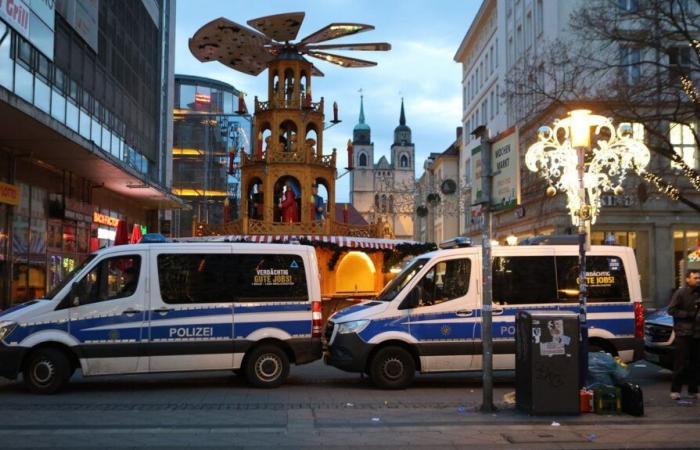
[556,256,629,303]
[235,254,308,302]
[157,254,236,304]
[415,258,471,307]
[77,255,141,305]
[493,256,557,304]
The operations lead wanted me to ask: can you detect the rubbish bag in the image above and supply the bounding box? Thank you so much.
[587,351,629,386]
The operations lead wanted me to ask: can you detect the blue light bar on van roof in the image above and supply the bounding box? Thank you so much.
[140,233,168,243]
[439,237,472,249]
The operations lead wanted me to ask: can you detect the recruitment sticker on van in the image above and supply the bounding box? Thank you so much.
[254,268,295,286]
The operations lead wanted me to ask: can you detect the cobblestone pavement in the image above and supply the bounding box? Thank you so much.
[1,361,699,448]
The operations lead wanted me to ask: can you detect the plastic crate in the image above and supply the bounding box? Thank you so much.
[594,386,622,414]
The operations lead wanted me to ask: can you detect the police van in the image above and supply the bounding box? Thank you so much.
[0,241,323,393]
[325,238,644,389]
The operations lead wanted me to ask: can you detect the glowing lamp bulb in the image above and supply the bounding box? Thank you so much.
[569,109,592,148]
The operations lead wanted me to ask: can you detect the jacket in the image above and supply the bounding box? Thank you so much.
[668,286,700,337]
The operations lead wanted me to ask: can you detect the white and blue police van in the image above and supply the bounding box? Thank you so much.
[325,237,645,389]
[0,240,323,393]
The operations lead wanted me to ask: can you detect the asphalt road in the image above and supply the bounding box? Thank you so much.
[0,360,698,449]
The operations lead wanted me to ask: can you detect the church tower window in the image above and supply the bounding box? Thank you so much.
[400,154,408,168]
[359,152,367,167]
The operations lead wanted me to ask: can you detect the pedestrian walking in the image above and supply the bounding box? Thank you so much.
[668,269,700,400]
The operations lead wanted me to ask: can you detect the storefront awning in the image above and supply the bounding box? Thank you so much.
[182,234,418,250]
[0,90,184,210]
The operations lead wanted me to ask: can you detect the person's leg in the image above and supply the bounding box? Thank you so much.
[672,335,690,395]
[690,338,700,396]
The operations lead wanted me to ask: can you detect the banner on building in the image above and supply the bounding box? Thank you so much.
[469,126,521,212]
[0,0,55,59]
[491,126,520,211]
[56,0,97,53]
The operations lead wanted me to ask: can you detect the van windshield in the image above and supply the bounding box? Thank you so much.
[377,258,429,302]
[46,255,96,300]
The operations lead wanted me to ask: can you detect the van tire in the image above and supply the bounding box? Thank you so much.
[369,346,415,390]
[23,348,72,395]
[244,345,290,388]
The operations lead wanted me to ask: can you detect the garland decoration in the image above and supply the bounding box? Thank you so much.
[223,236,437,272]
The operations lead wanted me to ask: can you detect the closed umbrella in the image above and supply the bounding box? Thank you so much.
[114,220,128,246]
[129,224,143,244]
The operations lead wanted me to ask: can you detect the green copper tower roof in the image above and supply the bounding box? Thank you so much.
[354,95,370,131]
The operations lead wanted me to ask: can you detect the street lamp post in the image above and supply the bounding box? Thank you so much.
[526,109,650,386]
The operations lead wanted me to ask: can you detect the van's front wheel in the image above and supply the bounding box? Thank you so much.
[244,345,290,388]
[369,346,415,389]
[23,348,72,395]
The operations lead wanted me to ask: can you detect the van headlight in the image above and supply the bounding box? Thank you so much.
[337,320,370,335]
[0,321,17,342]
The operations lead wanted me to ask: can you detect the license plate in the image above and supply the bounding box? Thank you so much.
[644,351,659,363]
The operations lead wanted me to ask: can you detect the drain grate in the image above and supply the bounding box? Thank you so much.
[502,431,588,444]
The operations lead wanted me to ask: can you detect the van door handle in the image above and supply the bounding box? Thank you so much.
[456,309,473,317]
[153,308,172,315]
[122,308,142,316]
[492,308,504,316]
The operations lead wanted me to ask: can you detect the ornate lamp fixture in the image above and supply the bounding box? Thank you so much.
[525,109,651,226]
[525,109,650,388]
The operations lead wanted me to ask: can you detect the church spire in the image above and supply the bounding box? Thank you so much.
[359,95,366,125]
[399,97,406,126]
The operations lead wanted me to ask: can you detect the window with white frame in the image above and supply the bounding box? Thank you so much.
[670,122,697,169]
[526,11,532,49]
[490,91,495,119]
[490,45,494,73]
[620,47,641,83]
[495,39,498,67]
[536,0,543,35]
[496,84,499,114]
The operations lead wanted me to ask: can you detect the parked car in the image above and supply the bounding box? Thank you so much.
[0,242,323,394]
[643,307,674,370]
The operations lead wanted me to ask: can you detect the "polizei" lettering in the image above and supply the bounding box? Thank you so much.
[168,327,214,338]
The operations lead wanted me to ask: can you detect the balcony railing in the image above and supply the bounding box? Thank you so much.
[194,218,380,238]
[240,146,336,168]
[255,96,323,113]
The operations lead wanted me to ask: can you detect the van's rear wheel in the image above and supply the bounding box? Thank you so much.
[244,345,290,388]
[23,348,71,395]
[369,346,415,390]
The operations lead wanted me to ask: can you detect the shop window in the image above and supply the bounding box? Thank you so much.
[51,88,66,123]
[63,223,76,253]
[76,255,141,304]
[412,258,471,307]
[674,230,700,288]
[493,256,557,304]
[670,122,697,169]
[14,63,33,103]
[556,256,629,303]
[30,219,47,255]
[0,26,12,90]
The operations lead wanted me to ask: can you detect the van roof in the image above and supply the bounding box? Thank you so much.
[420,244,634,260]
[91,242,317,256]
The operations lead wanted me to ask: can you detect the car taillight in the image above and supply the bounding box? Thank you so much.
[634,302,644,338]
[312,300,322,338]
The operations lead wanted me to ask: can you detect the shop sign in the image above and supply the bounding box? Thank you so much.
[601,194,634,208]
[64,197,92,222]
[93,212,119,227]
[0,181,20,206]
[97,227,115,240]
[0,0,30,38]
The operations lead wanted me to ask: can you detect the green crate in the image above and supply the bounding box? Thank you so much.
[594,386,622,414]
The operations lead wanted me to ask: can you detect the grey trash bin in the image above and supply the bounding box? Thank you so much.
[515,310,580,415]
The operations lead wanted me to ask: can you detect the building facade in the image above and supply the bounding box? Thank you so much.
[0,0,178,308]
[454,0,700,307]
[414,129,462,243]
[171,74,252,237]
[350,97,416,240]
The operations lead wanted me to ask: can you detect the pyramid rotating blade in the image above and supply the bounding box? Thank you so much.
[303,42,391,52]
[299,23,374,45]
[307,50,377,68]
[247,12,305,42]
[189,17,275,76]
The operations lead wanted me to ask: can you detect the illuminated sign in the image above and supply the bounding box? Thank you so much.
[93,212,120,227]
[0,182,20,206]
[97,227,116,241]
[195,93,211,104]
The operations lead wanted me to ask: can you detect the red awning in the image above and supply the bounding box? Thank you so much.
[181,235,416,250]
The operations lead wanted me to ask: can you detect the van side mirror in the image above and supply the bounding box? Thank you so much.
[400,287,421,310]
